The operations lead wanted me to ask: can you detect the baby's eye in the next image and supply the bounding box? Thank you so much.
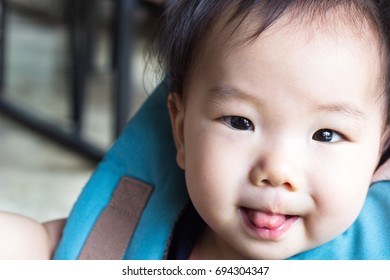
[221,116,254,131]
[312,129,344,143]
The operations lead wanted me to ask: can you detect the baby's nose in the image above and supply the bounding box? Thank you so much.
[250,142,301,191]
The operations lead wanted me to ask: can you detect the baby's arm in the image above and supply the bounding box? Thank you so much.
[0,211,65,259]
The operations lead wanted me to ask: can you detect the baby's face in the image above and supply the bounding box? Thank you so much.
[170,15,387,259]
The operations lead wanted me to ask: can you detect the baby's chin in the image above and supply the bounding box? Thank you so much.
[225,235,321,260]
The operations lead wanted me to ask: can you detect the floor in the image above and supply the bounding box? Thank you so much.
[0,7,157,222]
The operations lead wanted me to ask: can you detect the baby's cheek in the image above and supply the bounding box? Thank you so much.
[308,177,367,242]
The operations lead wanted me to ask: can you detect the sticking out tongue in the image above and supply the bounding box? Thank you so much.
[246,209,287,230]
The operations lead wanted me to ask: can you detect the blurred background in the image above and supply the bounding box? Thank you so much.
[0,0,163,222]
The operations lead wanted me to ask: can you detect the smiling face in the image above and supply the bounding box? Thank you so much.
[168,13,388,259]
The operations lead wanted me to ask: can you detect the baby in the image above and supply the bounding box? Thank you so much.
[157,0,390,259]
[1,0,390,259]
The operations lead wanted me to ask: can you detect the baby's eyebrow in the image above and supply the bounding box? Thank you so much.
[208,85,368,121]
[207,85,264,107]
[313,103,367,120]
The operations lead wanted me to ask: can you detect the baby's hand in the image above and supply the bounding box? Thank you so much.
[0,212,64,259]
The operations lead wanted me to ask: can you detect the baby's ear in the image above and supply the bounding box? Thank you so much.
[371,125,390,182]
[167,93,186,169]
[380,125,390,155]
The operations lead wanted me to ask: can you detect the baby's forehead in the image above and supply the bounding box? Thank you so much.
[192,4,386,88]
[202,4,381,53]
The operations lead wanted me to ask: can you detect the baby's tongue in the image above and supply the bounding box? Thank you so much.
[247,210,287,229]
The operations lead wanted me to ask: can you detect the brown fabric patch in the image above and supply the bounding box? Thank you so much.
[78,177,153,259]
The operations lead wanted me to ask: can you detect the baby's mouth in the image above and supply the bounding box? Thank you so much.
[241,207,298,240]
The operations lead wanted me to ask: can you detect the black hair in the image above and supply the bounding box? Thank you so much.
[151,0,389,100]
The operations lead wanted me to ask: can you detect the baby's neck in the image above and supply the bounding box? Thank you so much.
[189,226,244,260]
